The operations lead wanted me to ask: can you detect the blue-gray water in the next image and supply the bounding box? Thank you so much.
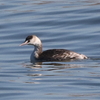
[0,0,100,100]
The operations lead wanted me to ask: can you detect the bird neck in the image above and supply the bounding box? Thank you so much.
[34,44,42,58]
[31,43,42,62]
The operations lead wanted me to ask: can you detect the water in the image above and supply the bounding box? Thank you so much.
[0,0,100,100]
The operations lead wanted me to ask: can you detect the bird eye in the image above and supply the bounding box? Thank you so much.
[25,35,32,43]
[28,40,30,42]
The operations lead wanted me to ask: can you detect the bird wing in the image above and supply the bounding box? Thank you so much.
[39,49,80,61]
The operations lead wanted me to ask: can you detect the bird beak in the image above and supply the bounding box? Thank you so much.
[19,41,28,46]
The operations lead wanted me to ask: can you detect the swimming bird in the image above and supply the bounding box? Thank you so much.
[20,35,87,62]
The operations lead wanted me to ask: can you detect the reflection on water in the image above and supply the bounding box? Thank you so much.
[22,61,86,69]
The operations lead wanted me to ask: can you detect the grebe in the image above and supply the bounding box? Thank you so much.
[20,35,87,62]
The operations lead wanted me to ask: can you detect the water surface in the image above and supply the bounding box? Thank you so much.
[0,0,100,100]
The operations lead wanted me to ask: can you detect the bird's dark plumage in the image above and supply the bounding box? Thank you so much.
[38,49,86,61]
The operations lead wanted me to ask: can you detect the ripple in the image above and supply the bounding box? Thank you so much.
[0,0,100,100]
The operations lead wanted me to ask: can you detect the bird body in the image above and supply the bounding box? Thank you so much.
[20,35,87,62]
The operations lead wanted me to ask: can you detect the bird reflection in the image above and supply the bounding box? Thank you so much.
[22,59,86,69]
[21,60,87,85]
